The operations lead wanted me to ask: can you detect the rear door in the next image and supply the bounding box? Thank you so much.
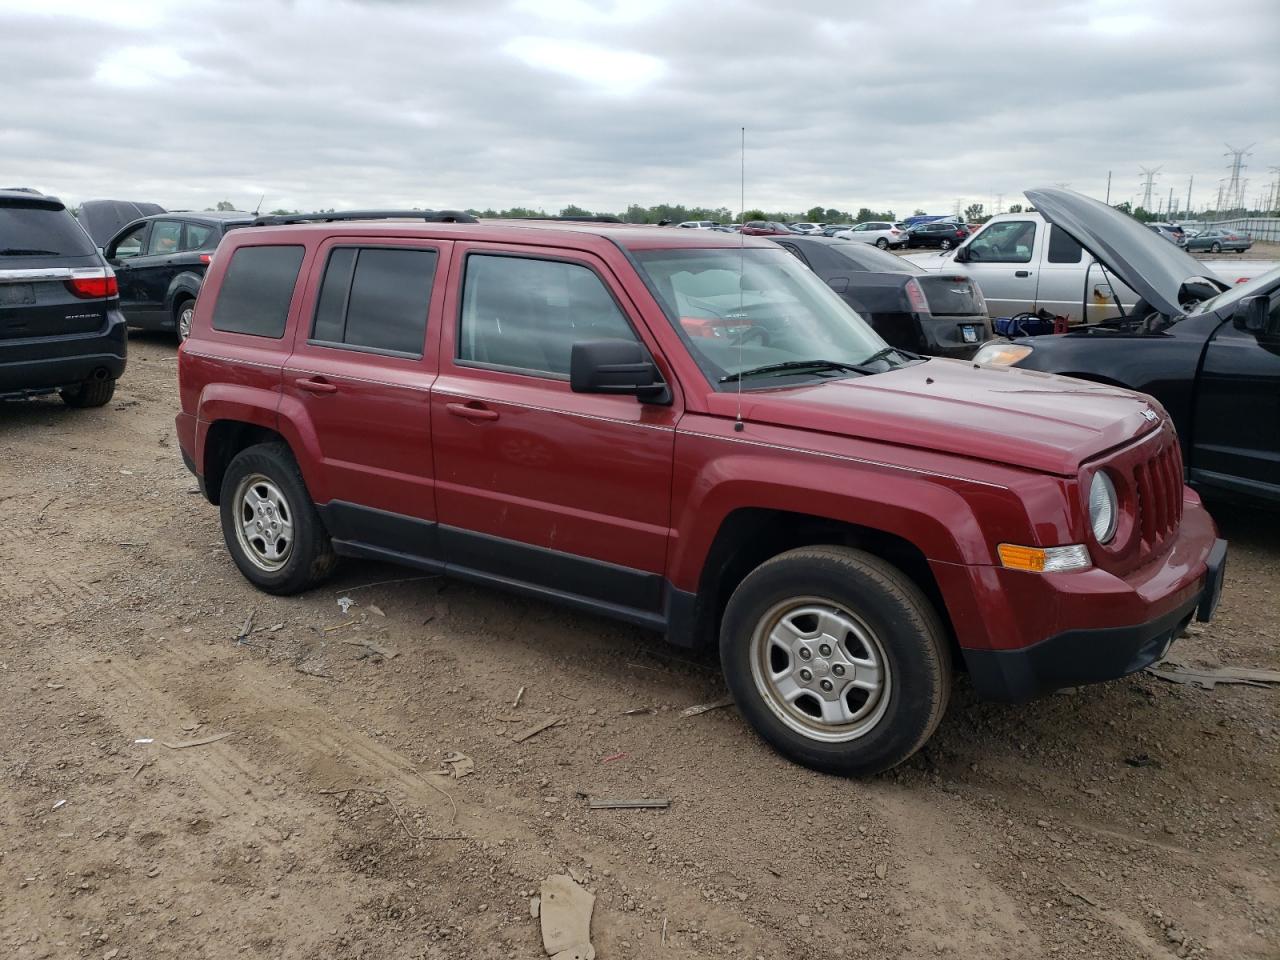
[955,218,1040,318]
[129,219,185,322]
[0,196,109,343]
[430,243,679,620]
[281,237,450,557]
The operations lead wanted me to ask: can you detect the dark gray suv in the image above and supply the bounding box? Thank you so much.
[0,190,127,407]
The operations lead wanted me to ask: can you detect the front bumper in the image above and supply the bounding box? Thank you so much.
[0,310,128,397]
[931,494,1225,701]
[964,538,1225,701]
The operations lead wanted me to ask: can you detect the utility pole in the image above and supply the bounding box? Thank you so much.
[1215,180,1226,216]
[1185,175,1193,219]
[1138,166,1161,211]
[1105,170,1112,205]
[995,193,1003,215]
[1167,187,1175,219]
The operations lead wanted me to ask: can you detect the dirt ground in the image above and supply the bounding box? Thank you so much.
[1,334,1277,960]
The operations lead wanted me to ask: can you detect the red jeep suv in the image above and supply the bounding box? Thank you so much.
[176,212,1226,775]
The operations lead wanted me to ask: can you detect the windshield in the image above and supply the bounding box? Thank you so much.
[633,247,904,387]
[1187,264,1280,316]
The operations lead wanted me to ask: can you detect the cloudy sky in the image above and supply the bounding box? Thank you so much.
[2,0,1277,217]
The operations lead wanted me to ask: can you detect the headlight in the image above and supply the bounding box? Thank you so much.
[1088,471,1118,544]
[973,342,1033,366]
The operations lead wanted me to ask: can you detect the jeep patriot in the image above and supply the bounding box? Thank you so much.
[176,212,1226,774]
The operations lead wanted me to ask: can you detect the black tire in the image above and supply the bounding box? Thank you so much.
[720,546,951,776]
[875,238,889,250]
[1210,242,1221,254]
[59,377,115,408]
[175,297,195,342]
[219,442,337,595]
[940,238,953,250]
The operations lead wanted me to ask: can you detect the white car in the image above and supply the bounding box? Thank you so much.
[835,221,907,249]
[788,222,825,235]
[676,220,717,229]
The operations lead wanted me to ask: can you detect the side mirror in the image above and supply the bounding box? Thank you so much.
[952,246,969,262]
[1232,296,1268,333]
[570,339,670,404]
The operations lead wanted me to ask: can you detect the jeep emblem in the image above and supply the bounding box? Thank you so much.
[1142,410,1158,423]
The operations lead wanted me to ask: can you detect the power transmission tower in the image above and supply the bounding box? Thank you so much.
[1167,188,1174,219]
[995,193,1003,215]
[1138,166,1161,211]
[1223,143,1253,213]
[1269,167,1280,214]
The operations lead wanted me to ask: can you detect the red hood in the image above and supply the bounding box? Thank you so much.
[722,359,1162,476]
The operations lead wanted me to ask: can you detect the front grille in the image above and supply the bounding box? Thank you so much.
[1132,437,1183,560]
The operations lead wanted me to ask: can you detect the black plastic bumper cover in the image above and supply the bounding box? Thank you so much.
[965,538,1228,702]
[0,312,128,396]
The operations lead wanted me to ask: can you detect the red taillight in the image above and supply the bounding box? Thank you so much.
[65,269,118,299]
[905,278,930,314]
[890,228,900,234]
[200,253,213,264]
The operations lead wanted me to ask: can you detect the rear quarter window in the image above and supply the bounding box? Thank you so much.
[211,244,304,338]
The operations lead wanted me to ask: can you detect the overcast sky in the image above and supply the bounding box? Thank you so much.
[2,0,1277,217]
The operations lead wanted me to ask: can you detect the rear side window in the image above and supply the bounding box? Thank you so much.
[147,221,183,255]
[184,223,215,250]
[211,245,304,338]
[310,246,436,355]
[1047,226,1083,264]
[0,202,96,258]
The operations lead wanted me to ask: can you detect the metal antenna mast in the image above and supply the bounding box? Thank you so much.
[1138,166,1161,212]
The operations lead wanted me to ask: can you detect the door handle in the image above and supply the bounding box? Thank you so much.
[295,377,338,395]
[1015,270,1032,278]
[446,401,499,421]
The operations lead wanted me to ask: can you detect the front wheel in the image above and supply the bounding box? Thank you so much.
[940,239,953,250]
[875,238,889,250]
[219,442,337,594]
[1210,242,1221,253]
[720,546,951,776]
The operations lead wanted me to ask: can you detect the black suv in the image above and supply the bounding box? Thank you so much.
[0,190,126,407]
[104,211,253,340]
[904,222,969,250]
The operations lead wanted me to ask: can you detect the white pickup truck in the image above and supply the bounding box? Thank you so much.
[905,211,1275,324]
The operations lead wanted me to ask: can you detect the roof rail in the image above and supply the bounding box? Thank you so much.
[507,215,624,224]
[250,209,477,227]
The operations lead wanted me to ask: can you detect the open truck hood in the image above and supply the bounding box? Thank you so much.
[1024,187,1225,318]
[77,199,166,246]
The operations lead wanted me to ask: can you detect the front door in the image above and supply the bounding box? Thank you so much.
[105,221,150,319]
[430,243,679,622]
[281,237,451,560]
[1192,300,1280,498]
[957,218,1040,319]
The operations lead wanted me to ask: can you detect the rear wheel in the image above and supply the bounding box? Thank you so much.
[59,376,115,408]
[940,238,953,250]
[1210,241,1221,253]
[219,442,337,594]
[175,298,195,342]
[720,546,951,776]
[875,238,889,250]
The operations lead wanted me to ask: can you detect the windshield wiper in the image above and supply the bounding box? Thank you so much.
[719,359,869,383]
[0,248,62,256]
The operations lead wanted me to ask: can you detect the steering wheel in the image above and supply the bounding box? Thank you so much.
[731,325,770,347]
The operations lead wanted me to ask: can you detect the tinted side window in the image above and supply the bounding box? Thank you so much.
[967,220,1035,264]
[310,247,436,355]
[459,255,638,377]
[147,221,182,255]
[1047,226,1083,264]
[211,245,304,338]
[184,223,215,251]
[111,223,148,259]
